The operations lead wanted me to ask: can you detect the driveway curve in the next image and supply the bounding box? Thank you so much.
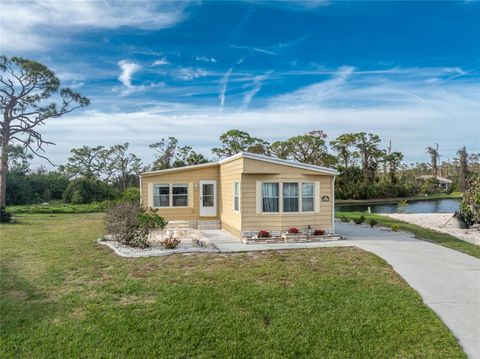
[336,222,480,359]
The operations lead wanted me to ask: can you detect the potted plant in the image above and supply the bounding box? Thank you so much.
[256,230,271,238]
[307,229,327,241]
[282,227,307,242]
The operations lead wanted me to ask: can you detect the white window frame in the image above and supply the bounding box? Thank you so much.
[152,183,189,208]
[262,182,280,213]
[259,181,316,214]
[301,182,315,213]
[172,184,189,207]
[233,182,240,212]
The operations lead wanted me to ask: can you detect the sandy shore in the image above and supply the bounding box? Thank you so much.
[384,213,480,246]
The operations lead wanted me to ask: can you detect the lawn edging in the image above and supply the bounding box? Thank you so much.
[336,212,480,259]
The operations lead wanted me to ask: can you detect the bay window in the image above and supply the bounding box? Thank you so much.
[259,181,316,213]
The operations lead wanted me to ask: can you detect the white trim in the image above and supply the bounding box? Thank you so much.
[332,176,335,233]
[233,181,240,213]
[151,183,190,209]
[199,180,217,217]
[258,181,319,214]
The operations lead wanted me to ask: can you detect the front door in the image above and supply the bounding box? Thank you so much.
[199,180,217,217]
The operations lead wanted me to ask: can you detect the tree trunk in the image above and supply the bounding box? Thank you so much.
[0,141,9,206]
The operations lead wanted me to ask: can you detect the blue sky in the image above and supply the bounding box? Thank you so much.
[1,0,479,166]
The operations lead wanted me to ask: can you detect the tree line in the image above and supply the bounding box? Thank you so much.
[5,129,479,205]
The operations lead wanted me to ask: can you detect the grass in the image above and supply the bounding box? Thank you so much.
[336,192,461,205]
[7,201,106,214]
[0,214,466,358]
[337,212,480,259]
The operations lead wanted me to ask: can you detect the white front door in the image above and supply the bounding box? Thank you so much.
[199,180,217,217]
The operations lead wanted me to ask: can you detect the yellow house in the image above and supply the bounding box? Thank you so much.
[140,152,338,238]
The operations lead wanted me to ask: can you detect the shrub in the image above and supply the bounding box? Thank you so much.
[340,215,350,222]
[288,227,300,234]
[257,230,270,238]
[63,178,119,204]
[104,202,167,248]
[397,200,408,213]
[391,224,400,232]
[160,234,181,249]
[454,176,480,229]
[353,215,366,225]
[0,206,12,223]
[368,219,378,228]
[314,229,325,236]
[121,187,140,203]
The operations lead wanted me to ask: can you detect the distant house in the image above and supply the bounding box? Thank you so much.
[140,152,338,238]
[416,175,452,191]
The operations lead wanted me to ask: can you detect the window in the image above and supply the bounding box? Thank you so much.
[233,182,240,211]
[262,183,279,212]
[154,184,170,207]
[202,183,215,207]
[283,183,299,212]
[153,183,189,208]
[302,183,314,212]
[172,184,188,207]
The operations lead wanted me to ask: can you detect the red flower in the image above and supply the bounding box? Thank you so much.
[314,229,325,236]
[288,227,299,234]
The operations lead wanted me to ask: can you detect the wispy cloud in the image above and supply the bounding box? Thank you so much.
[270,66,354,108]
[195,56,217,63]
[176,67,208,80]
[230,44,277,56]
[242,71,271,110]
[0,0,190,52]
[153,57,169,66]
[219,68,233,112]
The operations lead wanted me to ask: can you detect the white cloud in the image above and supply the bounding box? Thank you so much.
[153,58,169,66]
[241,72,271,110]
[117,60,141,94]
[196,56,217,63]
[219,68,233,112]
[0,0,190,52]
[270,66,354,108]
[24,65,479,168]
[176,67,208,80]
[230,44,277,56]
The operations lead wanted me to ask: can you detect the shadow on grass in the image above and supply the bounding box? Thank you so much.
[0,265,59,341]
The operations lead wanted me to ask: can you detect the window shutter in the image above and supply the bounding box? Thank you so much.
[256,181,262,214]
[314,181,321,213]
[147,182,154,209]
[188,182,194,208]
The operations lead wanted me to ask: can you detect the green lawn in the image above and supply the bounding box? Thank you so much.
[7,201,106,214]
[1,214,465,358]
[336,212,480,259]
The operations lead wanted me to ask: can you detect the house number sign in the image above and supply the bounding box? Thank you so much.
[322,195,330,202]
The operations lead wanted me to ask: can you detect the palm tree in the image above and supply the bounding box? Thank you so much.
[426,143,440,177]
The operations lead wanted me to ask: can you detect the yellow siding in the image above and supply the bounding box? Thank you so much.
[241,173,333,233]
[140,166,220,221]
[242,158,329,175]
[218,157,243,235]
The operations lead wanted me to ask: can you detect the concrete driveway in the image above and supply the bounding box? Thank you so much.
[202,223,480,358]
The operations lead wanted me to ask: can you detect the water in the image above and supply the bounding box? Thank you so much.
[335,198,460,214]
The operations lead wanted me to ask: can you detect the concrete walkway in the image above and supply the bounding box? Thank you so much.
[201,223,480,359]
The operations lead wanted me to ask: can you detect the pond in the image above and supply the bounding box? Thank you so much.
[335,198,460,214]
